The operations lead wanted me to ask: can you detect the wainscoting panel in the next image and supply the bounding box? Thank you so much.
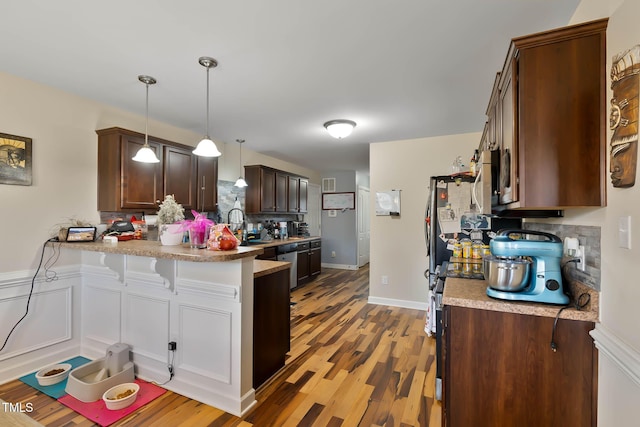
[177,303,233,384]
[124,292,170,362]
[0,286,72,361]
[82,285,122,347]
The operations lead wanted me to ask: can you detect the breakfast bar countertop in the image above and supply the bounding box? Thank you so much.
[59,239,264,262]
[443,277,599,322]
[253,259,291,278]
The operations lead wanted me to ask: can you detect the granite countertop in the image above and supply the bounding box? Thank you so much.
[59,239,263,262]
[245,236,320,249]
[443,277,599,322]
[253,260,291,278]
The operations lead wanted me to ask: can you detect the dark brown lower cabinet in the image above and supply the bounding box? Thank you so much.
[253,268,290,388]
[297,239,321,287]
[443,305,597,427]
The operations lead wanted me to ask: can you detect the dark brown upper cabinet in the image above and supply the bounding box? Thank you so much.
[486,19,608,210]
[97,127,217,213]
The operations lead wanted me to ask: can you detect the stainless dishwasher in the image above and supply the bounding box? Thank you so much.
[276,243,298,289]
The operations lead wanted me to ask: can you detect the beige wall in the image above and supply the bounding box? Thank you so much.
[568,1,640,425]
[0,71,318,273]
[369,133,479,307]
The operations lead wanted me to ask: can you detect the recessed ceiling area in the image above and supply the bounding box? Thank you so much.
[0,0,580,173]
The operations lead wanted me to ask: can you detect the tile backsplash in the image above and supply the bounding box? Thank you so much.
[217,180,303,228]
[524,222,601,291]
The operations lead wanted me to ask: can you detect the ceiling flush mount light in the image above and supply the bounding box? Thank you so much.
[193,56,222,157]
[324,119,357,139]
[234,139,248,188]
[132,75,161,163]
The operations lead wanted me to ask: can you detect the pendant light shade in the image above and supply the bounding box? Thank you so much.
[132,75,160,163]
[324,119,357,139]
[193,56,222,157]
[234,139,248,188]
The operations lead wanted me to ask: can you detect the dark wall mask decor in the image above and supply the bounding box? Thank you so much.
[610,45,640,188]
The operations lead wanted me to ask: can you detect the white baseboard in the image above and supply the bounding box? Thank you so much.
[590,324,640,388]
[321,263,358,270]
[368,296,428,311]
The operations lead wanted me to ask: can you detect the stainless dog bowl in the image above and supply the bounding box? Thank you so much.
[483,255,531,291]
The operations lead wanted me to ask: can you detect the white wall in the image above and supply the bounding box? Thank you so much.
[0,71,318,274]
[369,133,479,309]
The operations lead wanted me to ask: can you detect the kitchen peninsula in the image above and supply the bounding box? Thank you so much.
[58,239,282,417]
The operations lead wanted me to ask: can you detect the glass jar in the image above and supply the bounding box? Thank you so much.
[461,239,472,258]
[452,242,462,258]
[482,244,491,257]
[472,240,483,259]
[462,262,473,277]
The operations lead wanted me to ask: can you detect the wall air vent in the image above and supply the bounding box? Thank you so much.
[322,178,336,193]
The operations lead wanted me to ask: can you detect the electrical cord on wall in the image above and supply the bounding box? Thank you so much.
[550,259,591,352]
[0,238,58,353]
[155,348,176,385]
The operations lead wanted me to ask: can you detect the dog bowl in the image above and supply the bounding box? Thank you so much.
[35,363,72,386]
[483,255,531,291]
[102,382,140,410]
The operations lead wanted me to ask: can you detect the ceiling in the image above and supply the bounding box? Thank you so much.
[1,0,580,174]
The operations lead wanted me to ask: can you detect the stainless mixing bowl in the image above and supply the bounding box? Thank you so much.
[483,255,531,291]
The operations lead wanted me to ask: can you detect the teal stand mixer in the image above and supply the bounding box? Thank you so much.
[485,229,570,305]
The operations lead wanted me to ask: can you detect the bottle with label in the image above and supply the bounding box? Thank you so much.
[470,150,479,177]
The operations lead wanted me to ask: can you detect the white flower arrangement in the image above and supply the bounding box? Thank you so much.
[157,195,185,225]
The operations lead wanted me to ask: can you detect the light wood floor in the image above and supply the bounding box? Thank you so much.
[0,265,440,426]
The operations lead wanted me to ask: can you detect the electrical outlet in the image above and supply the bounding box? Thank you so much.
[619,216,632,249]
[168,341,177,351]
[331,251,336,258]
[382,275,389,285]
[577,246,586,272]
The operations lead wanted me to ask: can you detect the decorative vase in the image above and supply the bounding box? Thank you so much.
[189,226,210,249]
[159,224,184,246]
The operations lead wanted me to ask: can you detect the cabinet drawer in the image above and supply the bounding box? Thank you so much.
[297,242,310,251]
[311,240,321,248]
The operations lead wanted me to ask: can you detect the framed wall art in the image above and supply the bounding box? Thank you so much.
[0,132,32,186]
[322,192,355,210]
[375,190,401,216]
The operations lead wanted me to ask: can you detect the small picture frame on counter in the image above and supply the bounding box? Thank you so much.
[66,227,97,242]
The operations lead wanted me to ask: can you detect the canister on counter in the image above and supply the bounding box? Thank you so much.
[461,238,472,258]
[452,242,462,258]
[482,244,491,257]
[471,240,483,259]
[449,262,462,276]
[472,262,483,276]
[462,262,473,277]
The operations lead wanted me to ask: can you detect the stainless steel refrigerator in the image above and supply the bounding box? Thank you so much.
[424,174,520,400]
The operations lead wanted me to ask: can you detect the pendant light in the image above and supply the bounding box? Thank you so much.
[234,139,248,188]
[324,119,357,139]
[132,75,161,163]
[193,56,222,157]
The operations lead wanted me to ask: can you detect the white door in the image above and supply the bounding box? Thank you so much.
[307,183,321,237]
[357,186,370,267]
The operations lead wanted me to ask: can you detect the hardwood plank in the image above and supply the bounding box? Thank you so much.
[0,265,441,426]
